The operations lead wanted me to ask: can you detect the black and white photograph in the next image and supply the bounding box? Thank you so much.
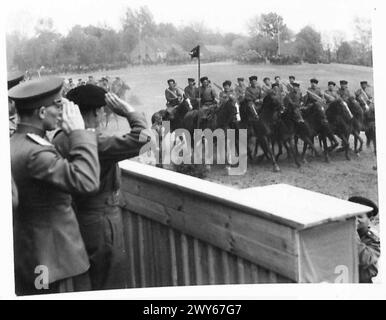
[1,0,384,299]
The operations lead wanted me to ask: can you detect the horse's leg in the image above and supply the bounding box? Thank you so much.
[321,135,330,163]
[261,136,280,172]
[286,138,301,168]
[353,130,363,154]
[275,139,283,162]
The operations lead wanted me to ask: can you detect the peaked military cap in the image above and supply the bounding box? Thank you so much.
[263,77,270,82]
[348,196,378,218]
[310,78,319,84]
[289,75,295,80]
[200,76,209,82]
[8,76,63,111]
[8,71,25,90]
[340,80,348,85]
[188,78,195,82]
[360,81,368,86]
[66,84,107,111]
[167,79,175,84]
[237,77,244,81]
[223,80,232,87]
[328,81,336,86]
[249,76,258,82]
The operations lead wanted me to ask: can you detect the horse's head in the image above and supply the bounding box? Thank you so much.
[285,104,304,123]
[310,102,328,124]
[262,94,282,122]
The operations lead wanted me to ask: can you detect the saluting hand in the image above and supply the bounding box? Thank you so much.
[105,92,135,117]
[61,98,85,134]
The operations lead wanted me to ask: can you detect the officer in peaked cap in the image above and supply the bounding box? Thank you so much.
[9,77,100,295]
[184,78,199,108]
[234,77,246,103]
[53,85,149,290]
[8,71,26,136]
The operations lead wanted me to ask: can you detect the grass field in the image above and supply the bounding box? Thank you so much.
[66,61,378,208]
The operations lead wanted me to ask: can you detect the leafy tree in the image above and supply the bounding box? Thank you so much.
[295,26,323,63]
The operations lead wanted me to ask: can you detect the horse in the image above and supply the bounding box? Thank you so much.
[240,94,281,172]
[347,97,365,154]
[300,102,334,162]
[272,103,305,167]
[182,98,240,166]
[326,100,353,160]
[364,105,376,155]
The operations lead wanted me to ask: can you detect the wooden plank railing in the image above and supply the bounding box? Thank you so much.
[119,161,372,285]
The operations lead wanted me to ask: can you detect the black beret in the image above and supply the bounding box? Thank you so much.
[223,80,232,87]
[348,196,378,218]
[167,79,175,84]
[7,71,25,90]
[8,77,63,110]
[360,81,368,86]
[237,77,244,81]
[289,75,295,80]
[263,77,270,82]
[66,84,107,111]
[249,76,258,81]
[188,78,195,82]
[310,78,318,84]
[200,76,209,82]
[340,80,348,85]
[328,81,336,86]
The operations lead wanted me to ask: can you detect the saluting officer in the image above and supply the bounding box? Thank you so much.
[53,85,149,290]
[284,81,303,108]
[9,77,100,295]
[8,71,25,137]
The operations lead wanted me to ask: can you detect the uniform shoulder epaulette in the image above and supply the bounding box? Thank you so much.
[27,133,53,146]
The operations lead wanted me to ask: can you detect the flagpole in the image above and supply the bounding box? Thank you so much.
[198,45,201,109]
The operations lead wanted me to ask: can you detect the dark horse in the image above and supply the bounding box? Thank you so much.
[326,100,354,160]
[364,105,376,155]
[300,102,335,162]
[347,97,365,154]
[272,102,306,167]
[240,94,281,172]
[151,98,193,166]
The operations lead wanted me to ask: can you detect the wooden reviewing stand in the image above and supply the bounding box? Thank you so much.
[119,161,371,285]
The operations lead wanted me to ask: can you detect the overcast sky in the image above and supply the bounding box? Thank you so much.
[4,0,376,40]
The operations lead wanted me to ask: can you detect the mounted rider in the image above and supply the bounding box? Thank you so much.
[234,77,247,103]
[197,76,219,124]
[302,78,326,110]
[261,77,272,99]
[219,80,235,105]
[284,81,303,109]
[355,81,373,111]
[324,81,340,104]
[184,78,199,109]
[245,76,263,117]
[165,78,184,112]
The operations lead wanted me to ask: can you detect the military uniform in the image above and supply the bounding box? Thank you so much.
[8,71,24,137]
[284,90,303,108]
[355,86,373,109]
[303,87,324,107]
[324,89,340,104]
[219,89,234,105]
[9,77,100,295]
[184,84,199,108]
[261,83,272,99]
[245,85,262,109]
[357,229,380,283]
[165,87,183,108]
[53,85,149,291]
[337,87,354,102]
[234,83,247,103]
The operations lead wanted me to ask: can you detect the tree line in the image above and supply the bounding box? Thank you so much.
[6,7,372,74]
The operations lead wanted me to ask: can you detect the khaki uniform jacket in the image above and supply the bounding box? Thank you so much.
[11,124,100,285]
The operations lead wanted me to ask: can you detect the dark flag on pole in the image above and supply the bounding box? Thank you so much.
[189,45,200,59]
